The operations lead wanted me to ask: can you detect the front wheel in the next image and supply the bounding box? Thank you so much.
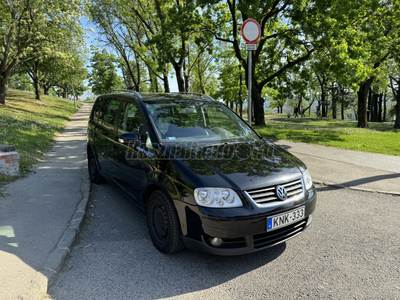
[146,191,184,254]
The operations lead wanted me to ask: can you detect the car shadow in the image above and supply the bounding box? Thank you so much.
[50,183,288,299]
[314,173,400,193]
[338,173,400,187]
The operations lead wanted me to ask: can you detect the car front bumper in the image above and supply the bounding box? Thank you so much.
[180,191,317,255]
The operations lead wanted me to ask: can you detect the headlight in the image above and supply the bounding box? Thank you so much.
[194,188,243,208]
[303,169,313,190]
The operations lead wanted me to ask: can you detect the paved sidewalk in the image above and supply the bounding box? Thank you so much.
[273,139,400,195]
[0,103,92,300]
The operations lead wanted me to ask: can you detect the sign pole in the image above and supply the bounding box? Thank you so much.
[248,50,252,124]
[241,19,261,126]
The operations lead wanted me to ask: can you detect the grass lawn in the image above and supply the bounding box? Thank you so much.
[0,89,81,187]
[254,117,400,156]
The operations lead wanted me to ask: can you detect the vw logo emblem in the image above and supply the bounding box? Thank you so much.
[276,185,288,200]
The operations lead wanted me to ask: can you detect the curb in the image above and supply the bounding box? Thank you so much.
[314,181,400,196]
[37,168,91,299]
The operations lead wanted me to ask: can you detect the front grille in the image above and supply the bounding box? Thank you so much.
[253,219,307,249]
[246,179,304,205]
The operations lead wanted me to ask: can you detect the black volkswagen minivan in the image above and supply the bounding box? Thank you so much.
[87,91,317,255]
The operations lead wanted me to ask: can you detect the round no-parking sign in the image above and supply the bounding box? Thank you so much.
[241,19,261,44]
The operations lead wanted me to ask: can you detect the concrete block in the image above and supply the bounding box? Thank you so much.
[0,151,20,176]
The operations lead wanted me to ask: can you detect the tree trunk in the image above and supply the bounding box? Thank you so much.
[0,73,9,105]
[383,92,387,122]
[331,90,337,119]
[252,84,265,126]
[135,54,141,92]
[341,103,344,120]
[198,59,205,94]
[163,69,170,93]
[378,94,383,122]
[297,97,302,114]
[34,78,41,100]
[367,87,372,121]
[370,91,376,122]
[183,47,190,93]
[43,84,50,95]
[62,86,68,99]
[341,93,345,120]
[253,88,264,124]
[369,91,382,122]
[316,74,328,118]
[148,68,154,92]
[184,74,189,92]
[394,103,400,129]
[155,76,159,92]
[321,88,327,118]
[357,78,375,128]
[173,63,185,92]
[199,77,205,94]
[394,91,400,129]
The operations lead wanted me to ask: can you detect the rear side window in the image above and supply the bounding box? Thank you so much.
[93,98,106,124]
[103,98,122,131]
[119,102,143,134]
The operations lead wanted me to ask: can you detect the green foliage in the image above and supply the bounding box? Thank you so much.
[0,0,86,99]
[8,73,33,92]
[188,44,218,95]
[88,48,123,95]
[0,0,84,103]
[89,0,214,92]
[214,47,246,106]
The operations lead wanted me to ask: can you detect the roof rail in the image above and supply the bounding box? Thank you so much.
[105,89,142,98]
[168,92,214,101]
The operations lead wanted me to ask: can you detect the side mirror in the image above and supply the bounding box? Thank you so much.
[118,132,139,144]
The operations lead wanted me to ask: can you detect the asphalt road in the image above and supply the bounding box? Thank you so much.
[50,184,400,300]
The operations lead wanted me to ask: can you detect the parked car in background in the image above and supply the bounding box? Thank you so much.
[87,91,317,255]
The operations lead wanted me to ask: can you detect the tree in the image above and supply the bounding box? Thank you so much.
[90,0,143,91]
[0,0,84,104]
[388,60,400,129]
[214,50,247,116]
[138,0,213,92]
[88,49,123,95]
[325,0,400,128]
[202,0,341,125]
[267,85,286,114]
[189,44,218,95]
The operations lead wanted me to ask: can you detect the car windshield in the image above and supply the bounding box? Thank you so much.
[145,101,260,145]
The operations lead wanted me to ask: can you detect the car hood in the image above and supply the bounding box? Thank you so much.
[169,139,306,191]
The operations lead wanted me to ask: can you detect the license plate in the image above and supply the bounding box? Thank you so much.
[267,206,305,232]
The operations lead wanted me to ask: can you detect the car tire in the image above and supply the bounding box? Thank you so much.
[88,150,104,184]
[147,190,184,254]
